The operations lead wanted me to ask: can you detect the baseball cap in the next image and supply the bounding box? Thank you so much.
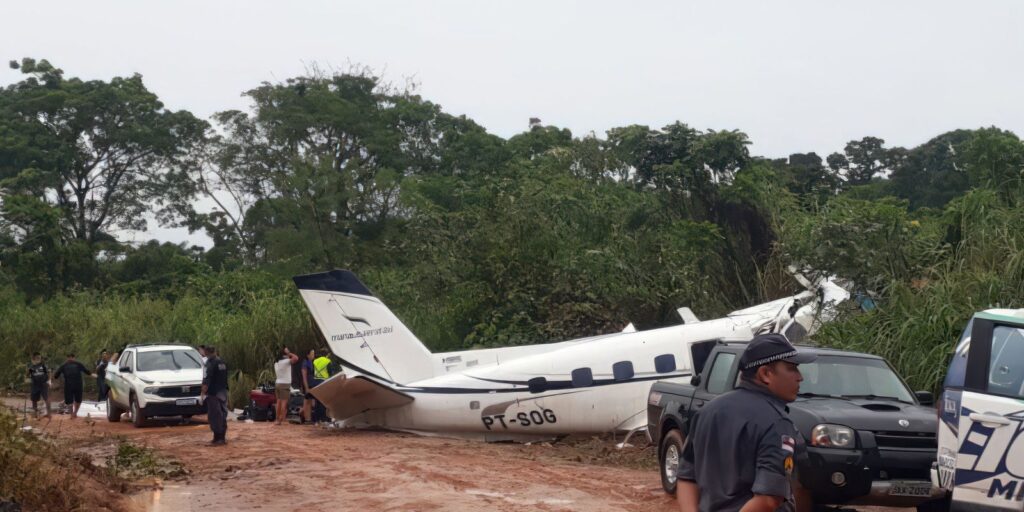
[739,333,817,371]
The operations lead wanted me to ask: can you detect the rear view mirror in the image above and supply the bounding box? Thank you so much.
[119,366,132,373]
[690,374,701,387]
[915,390,934,406]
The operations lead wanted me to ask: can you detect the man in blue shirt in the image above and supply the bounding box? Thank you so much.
[201,345,229,445]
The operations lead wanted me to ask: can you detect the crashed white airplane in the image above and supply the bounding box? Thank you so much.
[296,270,848,442]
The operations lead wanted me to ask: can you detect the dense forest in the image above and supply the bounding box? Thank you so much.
[2,58,1022,405]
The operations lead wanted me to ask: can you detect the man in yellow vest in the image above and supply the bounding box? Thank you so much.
[313,352,332,381]
[311,350,333,423]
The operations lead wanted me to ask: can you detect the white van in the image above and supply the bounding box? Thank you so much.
[105,344,206,427]
[933,309,1024,510]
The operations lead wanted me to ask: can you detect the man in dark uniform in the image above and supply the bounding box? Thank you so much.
[677,333,815,512]
[27,353,51,418]
[201,345,229,445]
[53,353,91,419]
[95,349,110,401]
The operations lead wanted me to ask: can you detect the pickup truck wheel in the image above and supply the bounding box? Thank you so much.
[106,395,123,422]
[130,395,145,428]
[660,429,685,495]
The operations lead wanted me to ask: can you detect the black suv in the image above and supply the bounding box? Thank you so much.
[647,340,947,510]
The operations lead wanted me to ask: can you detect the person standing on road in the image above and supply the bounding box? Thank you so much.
[677,334,815,512]
[201,345,229,445]
[301,349,316,423]
[95,349,110,401]
[274,347,297,425]
[290,347,306,423]
[53,353,91,419]
[312,349,332,423]
[27,353,51,418]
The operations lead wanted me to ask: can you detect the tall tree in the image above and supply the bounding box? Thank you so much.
[842,136,889,185]
[0,58,207,244]
[889,130,973,209]
[201,69,467,272]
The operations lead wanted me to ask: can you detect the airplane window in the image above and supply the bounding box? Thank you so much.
[571,368,594,387]
[613,361,634,381]
[528,377,548,394]
[655,354,677,373]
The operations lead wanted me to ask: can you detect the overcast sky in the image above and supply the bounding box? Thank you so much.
[3,0,1022,246]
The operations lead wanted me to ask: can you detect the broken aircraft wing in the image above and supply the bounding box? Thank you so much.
[310,374,414,421]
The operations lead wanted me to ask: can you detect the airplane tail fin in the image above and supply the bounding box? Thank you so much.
[293,270,435,385]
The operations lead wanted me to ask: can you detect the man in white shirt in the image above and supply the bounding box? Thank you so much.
[274,347,298,425]
[198,345,209,380]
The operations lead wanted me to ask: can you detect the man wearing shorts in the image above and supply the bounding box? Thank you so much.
[27,353,51,417]
[53,353,91,419]
[274,347,298,425]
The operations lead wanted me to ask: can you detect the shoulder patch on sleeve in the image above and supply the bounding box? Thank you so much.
[781,434,795,453]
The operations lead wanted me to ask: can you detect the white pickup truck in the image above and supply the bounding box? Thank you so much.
[105,344,206,427]
[934,309,1024,511]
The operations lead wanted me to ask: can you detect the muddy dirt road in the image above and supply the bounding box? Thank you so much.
[8,400,911,512]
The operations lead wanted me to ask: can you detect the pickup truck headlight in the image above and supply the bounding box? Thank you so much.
[143,387,159,395]
[810,424,856,448]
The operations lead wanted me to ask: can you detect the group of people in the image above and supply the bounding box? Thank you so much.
[25,350,112,419]
[273,346,333,425]
[23,344,330,445]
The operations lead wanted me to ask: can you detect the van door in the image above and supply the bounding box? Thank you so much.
[952,317,1024,511]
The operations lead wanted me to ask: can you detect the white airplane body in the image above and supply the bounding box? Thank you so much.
[296,270,848,442]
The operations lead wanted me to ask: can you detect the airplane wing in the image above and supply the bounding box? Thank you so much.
[310,374,413,421]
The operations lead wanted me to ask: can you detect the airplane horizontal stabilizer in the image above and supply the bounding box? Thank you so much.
[310,375,413,421]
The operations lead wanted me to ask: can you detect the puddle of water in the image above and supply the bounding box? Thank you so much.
[132,485,194,512]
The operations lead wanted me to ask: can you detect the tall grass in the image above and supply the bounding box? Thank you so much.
[0,272,320,407]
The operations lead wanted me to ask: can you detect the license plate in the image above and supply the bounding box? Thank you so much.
[889,481,933,497]
[175,399,197,406]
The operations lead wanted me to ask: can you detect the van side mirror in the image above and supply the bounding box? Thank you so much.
[119,366,132,373]
[690,374,701,387]
[915,391,934,405]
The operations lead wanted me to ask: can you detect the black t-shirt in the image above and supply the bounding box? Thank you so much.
[54,361,90,388]
[27,363,49,387]
[203,356,229,395]
[291,356,304,389]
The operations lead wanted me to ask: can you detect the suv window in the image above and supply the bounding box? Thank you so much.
[121,352,134,370]
[706,352,736,394]
[988,326,1024,399]
[137,350,203,372]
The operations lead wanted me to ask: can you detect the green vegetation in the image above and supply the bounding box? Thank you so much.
[3,58,1023,401]
[0,408,129,511]
[109,440,187,480]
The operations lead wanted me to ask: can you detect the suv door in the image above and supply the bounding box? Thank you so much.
[952,317,1024,511]
[691,350,739,409]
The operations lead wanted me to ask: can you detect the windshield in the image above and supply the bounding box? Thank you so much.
[798,355,915,403]
[136,350,203,372]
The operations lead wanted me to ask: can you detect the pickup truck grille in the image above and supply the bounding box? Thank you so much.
[153,386,201,398]
[874,431,937,450]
